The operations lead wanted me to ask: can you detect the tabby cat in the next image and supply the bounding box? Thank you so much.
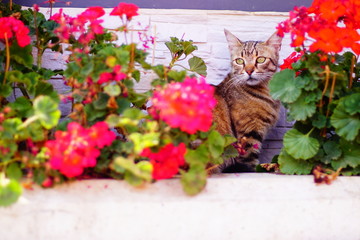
[211,29,283,173]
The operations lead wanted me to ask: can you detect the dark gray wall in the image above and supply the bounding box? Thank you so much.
[9,0,312,12]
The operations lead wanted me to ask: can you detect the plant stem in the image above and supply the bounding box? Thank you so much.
[306,127,315,137]
[3,33,10,85]
[348,55,355,89]
[9,0,12,11]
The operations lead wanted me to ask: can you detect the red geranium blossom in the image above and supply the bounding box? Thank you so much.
[110,2,139,20]
[97,65,127,84]
[280,51,304,70]
[45,122,116,178]
[141,143,186,180]
[277,0,360,54]
[150,77,216,134]
[0,17,31,47]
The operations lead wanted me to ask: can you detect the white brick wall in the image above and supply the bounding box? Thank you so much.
[38,7,294,163]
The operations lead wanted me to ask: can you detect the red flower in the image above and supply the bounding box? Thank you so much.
[0,17,31,47]
[110,2,139,20]
[97,65,127,84]
[150,77,216,134]
[280,51,304,70]
[45,122,116,178]
[141,143,186,180]
[277,0,360,54]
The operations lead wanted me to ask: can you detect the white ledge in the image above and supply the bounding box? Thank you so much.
[1,173,360,240]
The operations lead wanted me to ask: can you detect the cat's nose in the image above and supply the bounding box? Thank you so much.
[246,69,254,75]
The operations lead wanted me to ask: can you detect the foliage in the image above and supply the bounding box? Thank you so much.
[269,0,360,176]
[0,2,235,206]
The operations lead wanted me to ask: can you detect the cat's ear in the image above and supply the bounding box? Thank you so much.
[224,29,243,51]
[265,32,283,52]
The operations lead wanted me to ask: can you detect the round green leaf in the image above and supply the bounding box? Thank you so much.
[331,98,360,141]
[0,178,23,207]
[33,96,61,129]
[288,93,317,121]
[104,84,121,97]
[269,69,301,103]
[283,129,320,160]
[188,56,207,76]
[343,93,360,115]
[278,149,313,175]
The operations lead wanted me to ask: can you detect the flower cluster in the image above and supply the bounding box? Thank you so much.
[150,77,216,134]
[110,2,139,20]
[97,65,127,84]
[51,7,105,51]
[141,143,186,180]
[45,122,116,178]
[0,17,31,47]
[277,0,360,54]
[279,51,304,70]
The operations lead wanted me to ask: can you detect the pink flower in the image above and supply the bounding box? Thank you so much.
[110,2,139,20]
[45,122,116,178]
[150,77,217,134]
[0,17,31,47]
[141,143,186,180]
[97,65,127,84]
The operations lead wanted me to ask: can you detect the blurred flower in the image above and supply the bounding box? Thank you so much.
[45,122,116,178]
[0,17,31,47]
[110,2,139,20]
[150,77,216,134]
[141,143,186,180]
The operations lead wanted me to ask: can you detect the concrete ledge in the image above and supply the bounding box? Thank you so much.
[1,173,359,240]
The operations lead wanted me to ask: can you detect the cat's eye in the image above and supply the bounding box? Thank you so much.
[235,58,244,65]
[256,57,266,63]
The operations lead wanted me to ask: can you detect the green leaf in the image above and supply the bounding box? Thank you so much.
[113,157,153,186]
[168,70,187,82]
[288,93,317,121]
[332,140,360,169]
[5,163,23,181]
[180,165,207,196]
[33,96,61,129]
[129,132,160,154]
[323,141,342,160]
[10,42,33,68]
[278,149,313,175]
[104,84,121,97]
[188,56,207,76]
[283,129,320,160]
[9,97,32,118]
[311,113,327,129]
[269,69,301,103]
[343,93,360,115]
[0,176,23,207]
[93,93,110,110]
[206,130,225,159]
[185,144,209,165]
[0,84,12,98]
[331,96,360,141]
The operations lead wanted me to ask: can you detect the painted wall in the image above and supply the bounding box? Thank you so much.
[13,0,312,11]
[36,7,294,163]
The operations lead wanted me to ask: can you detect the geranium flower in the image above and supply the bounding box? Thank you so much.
[0,17,31,47]
[150,77,216,134]
[141,143,186,180]
[278,0,360,54]
[97,65,127,84]
[45,122,116,178]
[51,7,104,49]
[280,51,304,70]
[110,2,139,20]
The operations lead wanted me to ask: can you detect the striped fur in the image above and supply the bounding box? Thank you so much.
[211,29,282,173]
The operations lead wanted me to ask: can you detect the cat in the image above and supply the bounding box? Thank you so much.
[210,29,283,173]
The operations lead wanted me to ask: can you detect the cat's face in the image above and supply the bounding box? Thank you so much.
[225,29,283,86]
